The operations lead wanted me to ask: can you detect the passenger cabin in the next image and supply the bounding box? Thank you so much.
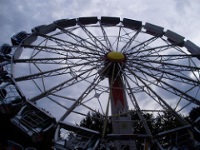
[11,103,56,143]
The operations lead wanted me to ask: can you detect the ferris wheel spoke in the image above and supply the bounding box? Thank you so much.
[22,44,101,58]
[115,26,122,52]
[32,62,47,92]
[176,83,200,112]
[132,65,200,106]
[131,54,196,62]
[125,36,158,54]
[52,69,99,96]
[126,66,189,125]
[99,23,113,50]
[129,56,200,72]
[124,69,166,110]
[124,75,153,136]
[111,26,138,52]
[55,78,108,117]
[57,26,105,54]
[101,95,111,138]
[14,59,98,81]
[14,56,100,64]
[48,93,103,117]
[142,45,179,57]
[22,45,71,57]
[28,65,97,102]
[175,101,192,113]
[137,60,200,84]
[35,33,103,56]
[127,60,200,85]
[14,57,67,64]
[126,44,174,57]
[45,96,93,118]
[32,44,67,58]
[59,75,102,121]
[79,24,109,52]
[14,68,68,82]
[130,69,197,112]
[64,26,105,54]
[121,29,141,53]
[131,64,196,98]
[175,86,200,112]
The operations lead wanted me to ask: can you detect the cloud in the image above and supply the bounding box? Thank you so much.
[1,0,200,45]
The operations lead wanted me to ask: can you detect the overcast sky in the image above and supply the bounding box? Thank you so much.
[1,0,200,47]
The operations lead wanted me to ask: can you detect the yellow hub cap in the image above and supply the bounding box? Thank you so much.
[107,51,125,62]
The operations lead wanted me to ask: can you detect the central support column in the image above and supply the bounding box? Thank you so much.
[107,51,128,115]
[106,52,136,150]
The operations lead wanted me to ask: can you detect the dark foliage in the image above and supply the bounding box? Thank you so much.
[189,106,200,121]
[189,106,200,142]
[79,110,197,149]
[79,111,112,135]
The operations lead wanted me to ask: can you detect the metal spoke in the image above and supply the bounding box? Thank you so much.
[50,93,102,116]
[127,59,200,85]
[126,44,174,57]
[59,75,102,121]
[124,74,152,137]
[29,66,97,102]
[34,33,103,57]
[57,26,106,54]
[126,66,190,125]
[116,26,122,52]
[127,57,200,72]
[99,23,113,50]
[131,64,200,105]
[79,24,109,52]
[22,44,102,57]
[125,36,158,54]
[121,29,141,53]
[14,60,98,81]
[14,56,100,64]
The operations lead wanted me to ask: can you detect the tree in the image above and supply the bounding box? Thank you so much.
[189,106,200,121]
[79,111,155,149]
[79,111,195,149]
[189,106,200,142]
[79,111,112,135]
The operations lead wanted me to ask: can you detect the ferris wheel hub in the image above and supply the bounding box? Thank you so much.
[107,51,125,62]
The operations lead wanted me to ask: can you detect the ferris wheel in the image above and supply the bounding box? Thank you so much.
[1,16,200,150]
